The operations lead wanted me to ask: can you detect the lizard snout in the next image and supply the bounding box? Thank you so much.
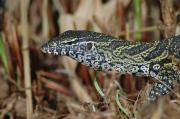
[41,43,50,54]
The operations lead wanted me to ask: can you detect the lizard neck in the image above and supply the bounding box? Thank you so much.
[168,35,180,59]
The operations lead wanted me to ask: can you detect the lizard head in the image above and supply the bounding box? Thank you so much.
[41,30,117,70]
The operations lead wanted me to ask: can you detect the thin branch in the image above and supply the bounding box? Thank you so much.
[20,0,33,119]
[160,0,176,37]
[119,26,160,37]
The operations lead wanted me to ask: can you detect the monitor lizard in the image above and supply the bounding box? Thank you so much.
[41,30,180,100]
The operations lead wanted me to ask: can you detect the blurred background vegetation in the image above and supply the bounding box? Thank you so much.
[0,0,180,119]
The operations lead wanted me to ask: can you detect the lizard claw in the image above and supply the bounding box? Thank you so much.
[148,80,173,100]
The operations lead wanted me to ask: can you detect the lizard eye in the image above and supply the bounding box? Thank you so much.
[86,42,93,51]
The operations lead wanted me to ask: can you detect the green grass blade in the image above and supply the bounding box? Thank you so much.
[0,32,9,74]
[134,0,142,41]
[93,77,105,97]
[116,89,131,118]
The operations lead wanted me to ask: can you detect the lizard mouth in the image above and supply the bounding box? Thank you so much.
[41,42,68,55]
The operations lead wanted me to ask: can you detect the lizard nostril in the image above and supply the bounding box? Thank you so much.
[67,42,72,45]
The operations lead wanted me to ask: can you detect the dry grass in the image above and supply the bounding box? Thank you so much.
[0,0,179,119]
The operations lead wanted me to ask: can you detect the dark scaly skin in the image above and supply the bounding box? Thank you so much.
[41,30,180,100]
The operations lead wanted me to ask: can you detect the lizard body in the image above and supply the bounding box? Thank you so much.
[41,30,180,100]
